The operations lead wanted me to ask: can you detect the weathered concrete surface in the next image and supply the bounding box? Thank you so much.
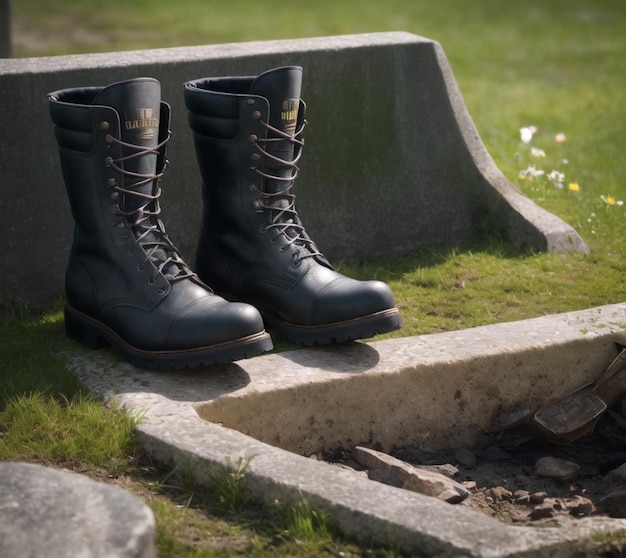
[64,303,626,557]
[0,462,156,558]
[0,32,587,303]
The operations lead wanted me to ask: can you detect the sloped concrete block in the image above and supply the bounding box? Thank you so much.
[0,32,587,303]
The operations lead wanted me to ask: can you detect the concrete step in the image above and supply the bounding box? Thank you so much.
[65,303,626,557]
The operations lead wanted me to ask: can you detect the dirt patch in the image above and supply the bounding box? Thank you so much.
[324,400,626,528]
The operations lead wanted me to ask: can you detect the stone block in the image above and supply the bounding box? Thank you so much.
[0,462,156,558]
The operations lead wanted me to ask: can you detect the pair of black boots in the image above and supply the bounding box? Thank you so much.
[49,66,402,369]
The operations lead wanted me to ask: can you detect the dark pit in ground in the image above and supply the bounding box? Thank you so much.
[324,400,626,528]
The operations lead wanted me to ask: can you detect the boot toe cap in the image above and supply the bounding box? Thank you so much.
[168,297,266,349]
[314,278,397,325]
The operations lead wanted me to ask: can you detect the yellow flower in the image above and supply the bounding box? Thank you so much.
[600,194,623,206]
[568,183,580,192]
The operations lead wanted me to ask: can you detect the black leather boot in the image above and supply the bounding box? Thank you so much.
[48,77,272,369]
[184,66,402,345]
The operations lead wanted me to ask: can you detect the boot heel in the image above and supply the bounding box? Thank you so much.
[64,306,107,350]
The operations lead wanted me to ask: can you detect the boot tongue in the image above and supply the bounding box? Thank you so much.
[249,67,302,191]
[249,67,304,241]
[95,78,181,279]
[249,66,302,136]
[94,78,161,214]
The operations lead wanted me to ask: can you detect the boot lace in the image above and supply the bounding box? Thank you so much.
[105,133,195,283]
[250,119,322,264]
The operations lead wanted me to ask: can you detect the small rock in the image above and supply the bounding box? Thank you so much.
[530,491,548,504]
[535,456,580,482]
[552,499,566,511]
[513,490,530,504]
[486,486,513,502]
[529,501,556,520]
[462,480,477,490]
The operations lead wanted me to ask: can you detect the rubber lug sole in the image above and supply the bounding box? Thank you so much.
[64,305,273,370]
[260,307,403,346]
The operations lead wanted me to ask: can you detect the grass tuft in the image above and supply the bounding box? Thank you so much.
[271,498,333,552]
[0,391,139,472]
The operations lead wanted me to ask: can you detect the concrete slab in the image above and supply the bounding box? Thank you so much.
[65,303,626,557]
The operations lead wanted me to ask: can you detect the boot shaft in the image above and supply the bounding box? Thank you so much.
[49,78,169,224]
[184,67,329,282]
[48,78,187,312]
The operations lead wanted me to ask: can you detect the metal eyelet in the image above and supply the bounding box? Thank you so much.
[105,134,113,144]
[128,248,136,256]
[111,191,120,200]
[248,134,258,143]
[137,263,145,272]
[107,178,117,187]
[251,153,261,162]
[104,156,114,166]
[252,110,261,120]
[100,121,110,131]
[148,277,156,285]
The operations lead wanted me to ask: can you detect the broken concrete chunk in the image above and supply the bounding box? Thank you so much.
[352,446,469,504]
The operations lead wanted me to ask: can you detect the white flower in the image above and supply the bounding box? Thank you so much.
[519,165,545,181]
[520,126,537,143]
[547,170,565,189]
[520,127,533,143]
[531,147,546,158]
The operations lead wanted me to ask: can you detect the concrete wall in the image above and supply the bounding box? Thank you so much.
[0,32,587,304]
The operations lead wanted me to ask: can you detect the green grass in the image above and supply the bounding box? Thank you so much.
[4,0,626,555]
